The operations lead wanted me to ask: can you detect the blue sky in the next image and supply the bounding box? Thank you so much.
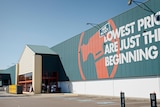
[0,0,145,69]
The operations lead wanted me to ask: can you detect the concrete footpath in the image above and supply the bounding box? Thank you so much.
[0,91,159,107]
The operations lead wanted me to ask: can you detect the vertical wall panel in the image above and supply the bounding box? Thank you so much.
[33,55,42,94]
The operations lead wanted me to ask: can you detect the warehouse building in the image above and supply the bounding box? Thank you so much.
[2,0,160,98]
[50,0,160,98]
[0,66,15,87]
[15,45,68,93]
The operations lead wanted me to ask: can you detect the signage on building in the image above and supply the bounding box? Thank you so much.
[78,2,160,80]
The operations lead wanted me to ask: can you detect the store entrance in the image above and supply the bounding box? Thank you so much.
[41,72,58,93]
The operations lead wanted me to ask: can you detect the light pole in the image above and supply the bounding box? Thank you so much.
[86,23,101,30]
[128,0,155,14]
[128,0,160,21]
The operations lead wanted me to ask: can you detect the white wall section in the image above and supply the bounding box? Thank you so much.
[60,77,160,99]
[19,46,35,75]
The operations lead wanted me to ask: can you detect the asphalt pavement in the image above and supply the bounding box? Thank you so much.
[0,91,159,107]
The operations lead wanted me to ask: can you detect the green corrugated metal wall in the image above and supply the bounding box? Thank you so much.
[51,36,83,80]
[1,65,16,84]
[52,0,160,81]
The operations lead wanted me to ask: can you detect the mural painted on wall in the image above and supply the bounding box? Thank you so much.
[78,9,160,80]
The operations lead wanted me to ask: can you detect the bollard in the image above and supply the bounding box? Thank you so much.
[120,92,125,107]
[150,93,157,107]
